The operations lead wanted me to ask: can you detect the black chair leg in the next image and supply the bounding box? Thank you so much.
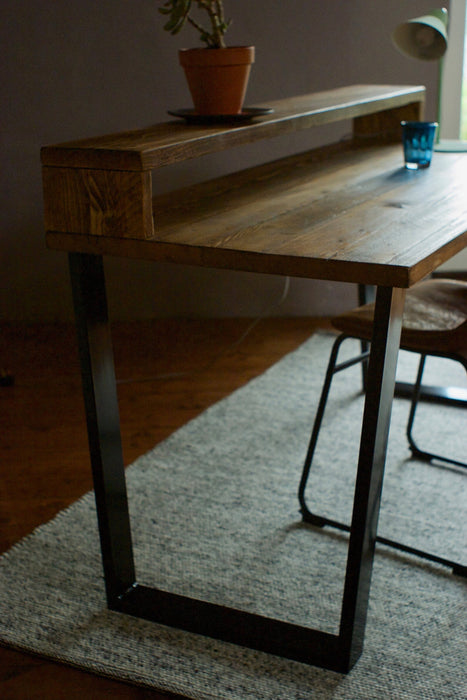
[407,354,467,469]
[298,336,340,526]
[298,338,466,577]
[357,284,372,390]
[298,334,369,525]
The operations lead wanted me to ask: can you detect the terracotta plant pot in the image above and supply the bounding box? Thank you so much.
[179,46,255,115]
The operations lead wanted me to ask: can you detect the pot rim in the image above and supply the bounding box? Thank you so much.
[179,46,255,67]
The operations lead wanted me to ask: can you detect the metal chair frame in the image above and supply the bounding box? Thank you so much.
[298,332,466,578]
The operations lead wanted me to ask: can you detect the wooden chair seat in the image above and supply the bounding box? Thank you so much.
[332,279,467,360]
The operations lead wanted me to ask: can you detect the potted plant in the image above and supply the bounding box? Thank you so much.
[159,0,255,115]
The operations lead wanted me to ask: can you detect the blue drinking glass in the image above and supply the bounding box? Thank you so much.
[401,121,438,170]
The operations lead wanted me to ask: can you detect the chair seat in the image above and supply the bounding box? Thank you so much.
[332,279,467,359]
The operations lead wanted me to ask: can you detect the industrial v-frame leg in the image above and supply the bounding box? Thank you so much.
[69,251,405,673]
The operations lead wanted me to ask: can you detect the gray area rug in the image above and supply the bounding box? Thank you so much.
[1,333,466,699]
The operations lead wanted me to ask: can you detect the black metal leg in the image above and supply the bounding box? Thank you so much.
[338,286,405,666]
[298,318,467,577]
[69,262,425,671]
[67,252,343,671]
[69,252,136,603]
[113,292,406,673]
[407,354,467,469]
[358,284,371,390]
[406,353,428,460]
[299,333,370,527]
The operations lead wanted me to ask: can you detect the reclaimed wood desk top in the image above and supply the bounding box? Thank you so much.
[42,84,467,288]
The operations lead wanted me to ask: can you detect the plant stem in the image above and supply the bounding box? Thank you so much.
[197,0,226,47]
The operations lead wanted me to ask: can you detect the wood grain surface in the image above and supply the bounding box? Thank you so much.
[47,145,467,287]
[40,85,425,171]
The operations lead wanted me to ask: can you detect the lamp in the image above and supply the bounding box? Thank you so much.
[392,8,448,62]
[391,7,467,151]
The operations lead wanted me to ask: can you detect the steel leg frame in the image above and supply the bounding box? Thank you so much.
[298,333,467,577]
[69,252,136,602]
[69,252,408,672]
[406,355,467,469]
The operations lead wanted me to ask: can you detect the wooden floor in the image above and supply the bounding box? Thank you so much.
[0,317,330,700]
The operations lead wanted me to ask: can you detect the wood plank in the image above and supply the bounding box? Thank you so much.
[353,101,424,144]
[40,85,425,171]
[46,145,467,287]
[42,167,154,239]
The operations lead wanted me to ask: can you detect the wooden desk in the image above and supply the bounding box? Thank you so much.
[41,85,467,672]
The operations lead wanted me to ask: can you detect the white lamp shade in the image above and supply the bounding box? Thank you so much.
[392,8,448,61]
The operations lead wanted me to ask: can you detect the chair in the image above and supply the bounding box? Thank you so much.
[298,278,467,577]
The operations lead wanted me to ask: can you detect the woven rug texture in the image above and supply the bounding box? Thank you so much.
[1,333,466,699]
